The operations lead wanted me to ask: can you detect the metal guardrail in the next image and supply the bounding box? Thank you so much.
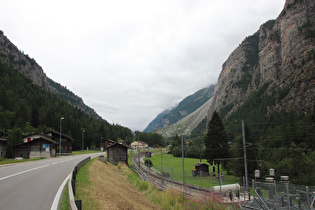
[68,157,91,210]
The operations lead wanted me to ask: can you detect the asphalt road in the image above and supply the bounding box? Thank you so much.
[0,153,104,210]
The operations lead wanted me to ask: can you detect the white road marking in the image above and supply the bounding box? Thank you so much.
[51,173,71,210]
[0,164,50,181]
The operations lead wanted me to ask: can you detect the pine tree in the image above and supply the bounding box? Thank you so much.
[204,111,228,175]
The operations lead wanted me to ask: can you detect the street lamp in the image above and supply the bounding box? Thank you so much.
[60,117,64,156]
[100,137,103,151]
[82,130,85,152]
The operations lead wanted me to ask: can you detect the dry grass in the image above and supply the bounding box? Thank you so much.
[86,159,161,210]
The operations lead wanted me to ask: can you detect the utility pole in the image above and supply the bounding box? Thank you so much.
[242,120,249,200]
[181,135,185,185]
[82,130,85,152]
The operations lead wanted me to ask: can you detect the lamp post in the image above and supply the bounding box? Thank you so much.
[60,117,64,156]
[82,130,85,152]
[100,137,103,151]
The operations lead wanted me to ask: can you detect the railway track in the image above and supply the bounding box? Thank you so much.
[131,153,212,198]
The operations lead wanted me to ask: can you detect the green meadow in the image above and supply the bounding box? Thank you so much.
[148,153,240,188]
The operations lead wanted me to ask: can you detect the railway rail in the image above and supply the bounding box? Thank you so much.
[131,153,213,198]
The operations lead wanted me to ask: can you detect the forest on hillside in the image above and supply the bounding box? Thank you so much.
[0,61,135,155]
[169,83,315,185]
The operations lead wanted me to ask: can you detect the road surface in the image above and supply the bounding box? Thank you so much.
[0,153,103,210]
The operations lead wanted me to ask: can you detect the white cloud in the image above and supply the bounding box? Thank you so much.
[0,0,285,130]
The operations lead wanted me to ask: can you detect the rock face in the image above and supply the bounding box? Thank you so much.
[0,31,101,119]
[154,0,314,137]
[209,0,314,118]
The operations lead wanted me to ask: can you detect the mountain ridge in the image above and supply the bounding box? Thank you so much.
[0,31,101,120]
[143,85,215,132]
[151,0,314,137]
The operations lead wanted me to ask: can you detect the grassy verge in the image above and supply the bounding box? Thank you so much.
[121,163,228,209]
[62,156,229,209]
[60,181,70,210]
[74,158,100,209]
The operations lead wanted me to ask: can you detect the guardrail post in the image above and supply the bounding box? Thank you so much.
[75,200,82,210]
[72,179,76,196]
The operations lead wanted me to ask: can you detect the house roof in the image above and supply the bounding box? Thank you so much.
[131,141,148,145]
[106,143,128,149]
[194,162,209,167]
[45,130,74,141]
[14,137,57,147]
[102,139,116,143]
[23,133,51,139]
[0,138,7,142]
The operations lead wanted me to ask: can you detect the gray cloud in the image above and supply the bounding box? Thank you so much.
[0,0,285,130]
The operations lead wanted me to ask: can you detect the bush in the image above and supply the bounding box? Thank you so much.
[144,159,153,168]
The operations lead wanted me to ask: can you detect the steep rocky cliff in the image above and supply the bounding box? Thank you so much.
[0,31,101,119]
[154,0,314,137]
[210,0,314,118]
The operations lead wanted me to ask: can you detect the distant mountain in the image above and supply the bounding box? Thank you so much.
[143,85,215,132]
[0,31,101,119]
[154,0,315,137]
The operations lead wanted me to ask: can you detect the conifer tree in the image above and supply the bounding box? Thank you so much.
[204,111,228,175]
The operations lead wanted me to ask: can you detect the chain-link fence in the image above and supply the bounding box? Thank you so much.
[244,178,315,209]
[130,150,315,209]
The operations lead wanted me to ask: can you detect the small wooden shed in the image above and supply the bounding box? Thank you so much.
[106,143,128,165]
[192,162,209,176]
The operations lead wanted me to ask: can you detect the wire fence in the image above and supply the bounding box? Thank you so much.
[130,150,315,209]
[248,178,315,209]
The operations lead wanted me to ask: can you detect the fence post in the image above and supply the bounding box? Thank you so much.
[306,186,311,210]
[252,179,255,206]
[200,171,203,190]
[286,182,291,210]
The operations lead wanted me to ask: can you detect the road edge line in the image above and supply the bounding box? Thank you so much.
[51,173,71,210]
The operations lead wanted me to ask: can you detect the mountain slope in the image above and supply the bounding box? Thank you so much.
[0,31,101,119]
[143,85,215,132]
[155,0,314,137]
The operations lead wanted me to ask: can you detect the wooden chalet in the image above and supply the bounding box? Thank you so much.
[45,130,73,155]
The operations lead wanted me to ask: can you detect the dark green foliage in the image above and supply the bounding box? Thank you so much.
[191,117,207,137]
[134,131,165,147]
[204,111,228,168]
[0,61,133,152]
[258,111,315,185]
[169,134,205,159]
[228,124,257,178]
[144,159,153,168]
[6,127,23,158]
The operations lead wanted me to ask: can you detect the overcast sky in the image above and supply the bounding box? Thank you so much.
[0,0,285,131]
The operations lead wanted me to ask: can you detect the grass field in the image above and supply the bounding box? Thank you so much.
[148,153,240,188]
[72,150,102,155]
